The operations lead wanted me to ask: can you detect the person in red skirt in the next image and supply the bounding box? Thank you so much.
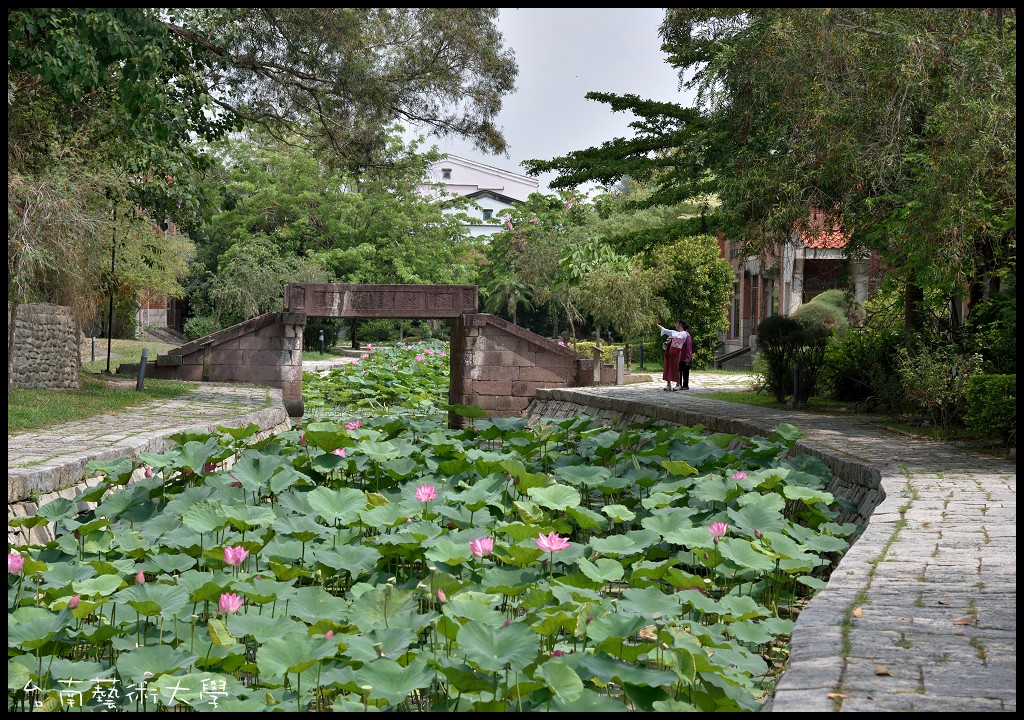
[657,320,690,391]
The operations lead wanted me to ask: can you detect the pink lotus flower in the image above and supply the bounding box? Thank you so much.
[332,448,346,457]
[361,353,369,359]
[218,592,243,615]
[415,354,425,362]
[708,522,728,543]
[754,529,762,539]
[325,629,334,640]
[469,537,494,558]
[439,352,446,357]
[437,588,446,603]
[8,553,25,574]
[223,545,249,566]
[346,419,362,430]
[415,484,439,503]
[731,471,747,479]
[299,434,307,446]
[366,344,374,350]
[135,570,146,585]
[228,475,242,488]
[535,532,570,553]
[68,594,81,609]
[204,463,216,473]
[144,466,155,478]
[425,349,435,355]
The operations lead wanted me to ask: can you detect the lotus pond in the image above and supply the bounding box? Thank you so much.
[7,341,859,712]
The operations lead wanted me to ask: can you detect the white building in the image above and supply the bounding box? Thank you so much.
[418,155,539,237]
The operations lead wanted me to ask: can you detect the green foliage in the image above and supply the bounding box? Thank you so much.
[303,341,449,419]
[8,375,192,432]
[820,328,907,404]
[896,343,984,431]
[533,9,1015,322]
[646,234,734,368]
[959,290,1016,374]
[964,374,1016,445]
[809,289,865,327]
[755,315,829,403]
[791,300,849,336]
[355,320,401,344]
[8,377,852,711]
[303,320,342,353]
[182,315,222,342]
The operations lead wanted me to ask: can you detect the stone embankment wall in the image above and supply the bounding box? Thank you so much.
[7,303,80,390]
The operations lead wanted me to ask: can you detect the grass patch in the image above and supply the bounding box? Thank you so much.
[703,389,862,414]
[8,374,193,433]
[80,338,179,374]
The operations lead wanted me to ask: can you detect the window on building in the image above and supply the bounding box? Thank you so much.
[482,209,493,220]
[441,168,452,180]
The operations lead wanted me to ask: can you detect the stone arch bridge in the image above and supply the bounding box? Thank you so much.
[126,284,612,427]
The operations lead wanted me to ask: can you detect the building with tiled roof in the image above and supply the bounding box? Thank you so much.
[716,208,882,368]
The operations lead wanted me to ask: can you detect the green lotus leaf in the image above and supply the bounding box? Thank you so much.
[85,457,135,484]
[526,484,581,511]
[587,535,640,557]
[339,627,417,664]
[227,614,307,644]
[535,658,585,702]
[552,465,610,487]
[182,502,229,533]
[306,486,367,525]
[576,557,624,584]
[71,574,124,597]
[114,583,189,617]
[224,450,291,492]
[312,545,381,578]
[441,591,506,627]
[256,635,337,681]
[286,586,351,624]
[43,562,96,588]
[222,504,277,532]
[456,620,539,673]
[273,514,327,543]
[617,585,683,620]
[565,505,607,531]
[601,504,635,522]
[718,538,778,572]
[8,608,63,649]
[36,497,77,521]
[116,645,198,685]
[351,656,434,706]
[478,566,543,596]
[574,651,680,689]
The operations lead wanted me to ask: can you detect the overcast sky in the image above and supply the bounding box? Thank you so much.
[419,8,695,195]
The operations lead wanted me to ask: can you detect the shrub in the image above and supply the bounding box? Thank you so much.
[897,343,984,431]
[183,314,222,341]
[791,299,849,335]
[821,327,907,403]
[965,374,1016,445]
[810,289,866,326]
[355,318,400,343]
[755,315,804,402]
[959,290,1015,374]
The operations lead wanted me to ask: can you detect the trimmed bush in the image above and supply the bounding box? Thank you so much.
[821,327,906,403]
[965,374,1016,445]
[810,289,866,326]
[791,299,849,335]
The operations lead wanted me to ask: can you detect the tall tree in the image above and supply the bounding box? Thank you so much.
[528,9,1016,328]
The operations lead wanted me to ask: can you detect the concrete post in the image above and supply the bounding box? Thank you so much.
[615,348,624,385]
[592,347,602,384]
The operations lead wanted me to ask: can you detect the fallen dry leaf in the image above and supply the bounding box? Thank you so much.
[852,607,864,618]
[826,692,850,699]
[953,615,977,626]
[874,664,892,676]
[936,600,950,605]
[638,625,658,641]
